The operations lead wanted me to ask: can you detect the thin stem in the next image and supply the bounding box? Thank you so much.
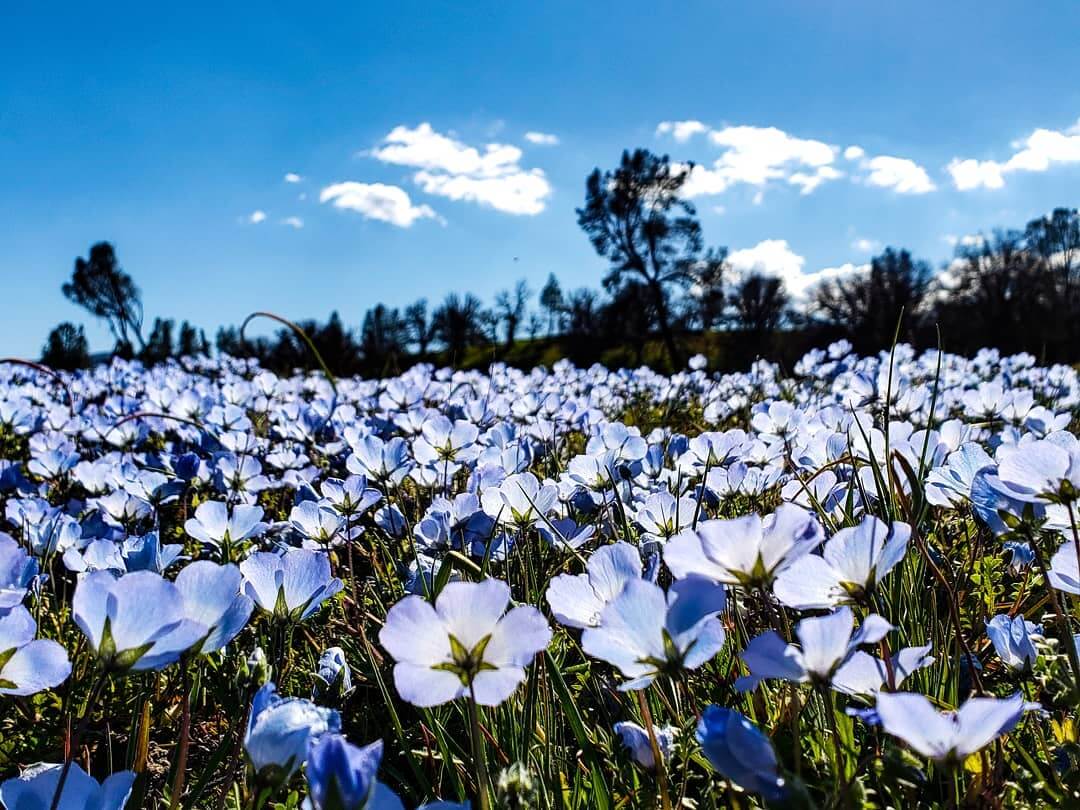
[635,689,672,810]
[467,687,491,810]
[1030,538,1080,701]
[169,664,194,810]
[50,669,109,810]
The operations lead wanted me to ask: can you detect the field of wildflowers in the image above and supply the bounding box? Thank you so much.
[1,340,1079,809]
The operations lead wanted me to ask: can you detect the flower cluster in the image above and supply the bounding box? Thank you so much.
[0,341,1077,808]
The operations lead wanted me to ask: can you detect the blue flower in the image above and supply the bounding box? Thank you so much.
[313,646,355,704]
[774,516,910,609]
[737,607,892,691]
[985,613,1040,671]
[184,500,266,556]
[379,579,551,707]
[581,576,726,690]
[305,735,404,810]
[174,560,254,655]
[695,706,785,801]
[0,761,135,810]
[244,682,341,780]
[612,721,677,770]
[0,533,38,609]
[0,606,71,696]
[1003,541,1034,572]
[875,691,1035,762]
[72,571,204,671]
[241,548,344,622]
[545,541,642,629]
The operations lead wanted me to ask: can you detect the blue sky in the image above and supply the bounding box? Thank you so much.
[3,0,1079,357]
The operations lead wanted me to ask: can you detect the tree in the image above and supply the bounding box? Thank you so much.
[62,243,145,353]
[814,247,933,351]
[41,322,90,370]
[404,299,436,356]
[141,318,175,365]
[576,148,703,368]
[495,280,531,349]
[360,306,407,364]
[177,321,208,357]
[539,274,564,336]
[730,274,789,338]
[1024,207,1079,295]
[686,247,728,332]
[433,293,485,360]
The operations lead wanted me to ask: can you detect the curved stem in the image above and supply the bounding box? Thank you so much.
[635,688,672,810]
[50,670,109,810]
[169,664,194,810]
[467,687,491,810]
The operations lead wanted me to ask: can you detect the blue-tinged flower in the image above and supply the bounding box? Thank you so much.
[346,436,413,485]
[970,468,1042,536]
[241,548,344,622]
[378,579,551,707]
[925,443,994,508]
[633,492,697,547]
[993,437,1080,503]
[664,504,823,588]
[985,614,1040,671]
[1047,542,1079,594]
[874,691,1035,762]
[320,476,381,517]
[830,645,935,696]
[695,706,785,801]
[290,500,346,547]
[613,721,677,770]
[773,516,911,609]
[175,560,254,655]
[0,761,135,810]
[184,500,266,554]
[1003,541,1035,572]
[72,570,204,671]
[244,682,340,780]
[0,533,38,609]
[581,576,726,690]
[313,646,354,704]
[62,539,126,574]
[305,735,404,810]
[120,531,183,574]
[545,542,642,629]
[480,473,558,530]
[0,605,71,696]
[737,607,891,691]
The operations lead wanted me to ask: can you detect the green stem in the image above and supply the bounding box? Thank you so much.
[467,688,491,810]
[50,669,109,810]
[635,689,672,810]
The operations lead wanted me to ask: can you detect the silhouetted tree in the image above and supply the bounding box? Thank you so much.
[177,321,208,357]
[577,149,703,368]
[562,288,600,341]
[63,243,145,353]
[433,293,485,360]
[1025,207,1079,296]
[687,247,728,332]
[495,280,531,349]
[600,282,654,365]
[141,318,175,364]
[934,231,1054,357]
[404,299,436,356]
[360,306,407,364]
[730,274,789,339]
[41,322,90,370]
[814,248,933,351]
[539,274,564,336]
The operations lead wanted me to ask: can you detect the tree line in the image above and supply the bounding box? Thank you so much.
[42,148,1080,373]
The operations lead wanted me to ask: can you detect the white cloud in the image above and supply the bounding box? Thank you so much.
[862,155,936,194]
[843,145,865,161]
[656,120,708,142]
[319,182,441,227]
[280,216,304,229]
[284,172,302,184]
[371,123,552,215]
[248,210,267,224]
[851,237,881,252]
[727,239,866,300]
[524,131,559,146]
[948,117,1080,190]
[663,124,841,198]
[943,233,985,248]
[946,158,1005,190]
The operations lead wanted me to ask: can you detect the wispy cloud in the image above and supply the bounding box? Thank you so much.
[280,216,304,229]
[524,131,559,146]
[319,181,442,227]
[284,172,303,184]
[248,210,267,224]
[371,123,552,215]
[860,155,935,194]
